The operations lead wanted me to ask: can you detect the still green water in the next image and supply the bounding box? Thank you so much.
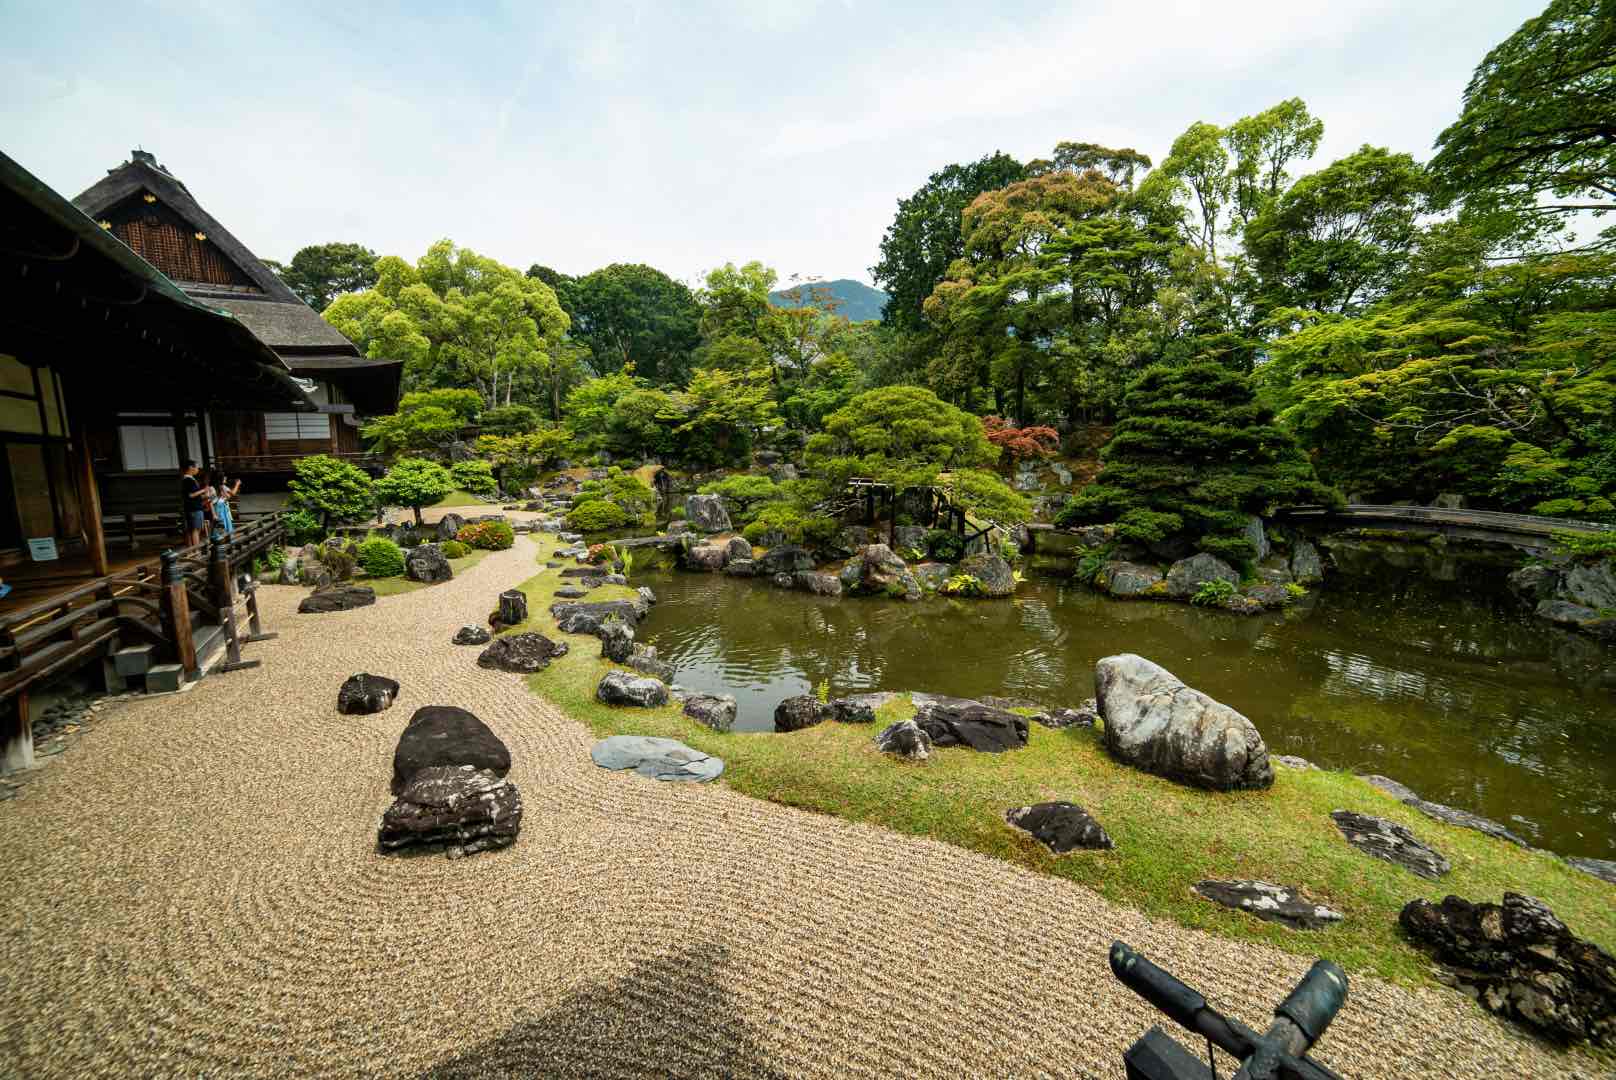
[633,568,1616,860]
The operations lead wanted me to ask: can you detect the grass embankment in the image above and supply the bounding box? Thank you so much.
[364,548,492,597]
[503,531,1616,988]
[429,488,493,508]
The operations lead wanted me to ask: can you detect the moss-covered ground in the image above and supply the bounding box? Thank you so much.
[504,531,1616,989]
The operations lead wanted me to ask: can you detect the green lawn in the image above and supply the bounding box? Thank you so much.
[503,531,1616,989]
[362,548,492,596]
[430,488,495,508]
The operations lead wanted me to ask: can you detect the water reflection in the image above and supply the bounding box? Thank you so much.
[636,569,1616,859]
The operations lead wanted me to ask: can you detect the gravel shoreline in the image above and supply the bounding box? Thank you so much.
[0,529,1600,1078]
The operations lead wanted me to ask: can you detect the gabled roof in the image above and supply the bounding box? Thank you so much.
[71,151,402,413]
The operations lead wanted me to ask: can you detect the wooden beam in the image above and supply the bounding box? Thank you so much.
[159,549,197,677]
[74,424,108,576]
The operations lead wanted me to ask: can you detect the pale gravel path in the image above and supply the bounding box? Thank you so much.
[0,533,1596,1078]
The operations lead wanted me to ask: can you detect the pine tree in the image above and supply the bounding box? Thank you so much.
[1057,361,1337,561]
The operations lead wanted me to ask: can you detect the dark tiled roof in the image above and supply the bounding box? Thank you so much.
[211,296,357,352]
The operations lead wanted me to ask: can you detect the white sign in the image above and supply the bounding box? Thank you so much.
[27,537,59,561]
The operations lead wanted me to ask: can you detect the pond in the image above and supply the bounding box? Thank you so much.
[633,567,1616,861]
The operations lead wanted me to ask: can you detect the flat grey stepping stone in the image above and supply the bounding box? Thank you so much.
[1193,880,1343,930]
[1331,809,1450,879]
[1273,755,1318,770]
[1361,774,1527,847]
[590,735,723,783]
[1566,856,1616,885]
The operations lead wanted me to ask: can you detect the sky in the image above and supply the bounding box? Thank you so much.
[1,0,1544,290]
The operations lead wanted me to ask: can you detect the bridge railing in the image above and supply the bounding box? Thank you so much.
[1275,504,1610,536]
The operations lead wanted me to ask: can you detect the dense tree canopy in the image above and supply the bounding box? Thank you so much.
[557,263,702,384]
[265,242,379,311]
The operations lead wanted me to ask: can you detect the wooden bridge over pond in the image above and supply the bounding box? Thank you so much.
[1273,504,1609,552]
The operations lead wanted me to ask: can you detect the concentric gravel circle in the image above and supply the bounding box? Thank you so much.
[0,523,1598,1078]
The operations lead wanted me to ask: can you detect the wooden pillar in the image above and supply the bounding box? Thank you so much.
[160,549,197,676]
[863,488,874,526]
[171,411,189,468]
[1,691,31,774]
[74,430,108,576]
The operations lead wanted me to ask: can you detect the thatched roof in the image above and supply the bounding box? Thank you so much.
[71,151,400,413]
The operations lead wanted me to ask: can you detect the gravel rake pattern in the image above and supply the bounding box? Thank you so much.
[0,525,1595,1078]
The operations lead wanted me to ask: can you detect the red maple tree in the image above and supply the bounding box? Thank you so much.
[983,416,1061,463]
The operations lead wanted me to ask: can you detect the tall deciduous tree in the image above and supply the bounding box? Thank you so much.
[1430,0,1616,223]
[324,240,569,409]
[562,263,702,384]
[871,151,1026,332]
[265,242,379,311]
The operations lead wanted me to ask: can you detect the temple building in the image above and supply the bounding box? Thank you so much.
[71,150,399,504]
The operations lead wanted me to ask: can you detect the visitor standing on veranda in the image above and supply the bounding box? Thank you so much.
[180,460,208,547]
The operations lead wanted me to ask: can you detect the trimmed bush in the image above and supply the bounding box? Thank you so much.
[456,520,515,550]
[356,536,406,578]
[566,501,628,532]
[283,509,324,545]
[440,539,469,559]
[924,528,965,562]
[449,459,498,496]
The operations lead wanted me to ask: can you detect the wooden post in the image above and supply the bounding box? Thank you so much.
[863,488,874,526]
[74,432,108,576]
[210,538,257,672]
[160,549,197,677]
[1,690,31,774]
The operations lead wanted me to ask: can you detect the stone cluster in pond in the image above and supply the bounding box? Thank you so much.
[337,673,399,715]
[477,632,568,674]
[1096,654,1272,790]
[1401,892,1615,1046]
[1508,555,1616,641]
[591,734,723,782]
[1192,880,1343,931]
[1006,802,1112,853]
[379,705,520,859]
[1331,809,1450,879]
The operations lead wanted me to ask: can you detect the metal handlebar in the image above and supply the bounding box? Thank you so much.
[1109,941,1349,1080]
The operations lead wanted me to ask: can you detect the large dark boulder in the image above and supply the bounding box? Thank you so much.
[757,545,815,576]
[1164,553,1239,599]
[684,493,732,533]
[683,543,728,572]
[1095,654,1273,790]
[684,693,738,733]
[378,766,521,859]
[391,705,510,795]
[337,673,399,715]
[477,632,568,673]
[298,584,376,613]
[828,698,876,724]
[1006,802,1113,853]
[957,553,1015,597]
[1193,881,1343,931]
[495,590,528,628]
[795,571,843,596]
[848,544,910,595]
[624,644,674,681]
[405,544,453,584]
[1290,541,1324,584]
[435,513,466,541]
[1097,561,1164,597]
[724,536,753,563]
[912,696,1028,753]
[452,624,492,646]
[774,694,833,732]
[1401,892,1615,1046]
[874,719,931,762]
[598,617,635,663]
[596,671,669,708]
[551,598,648,628]
[1331,810,1450,879]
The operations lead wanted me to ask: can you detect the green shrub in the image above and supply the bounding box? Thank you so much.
[924,529,965,562]
[669,504,686,520]
[941,573,983,596]
[1552,529,1616,559]
[375,458,455,526]
[479,403,540,436]
[449,459,498,496]
[440,539,469,559]
[1191,579,1236,607]
[356,536,406,577]
[801,514,840,548]
[288,454,376,527]
[1284,582,1308,600]
[283,509,325,546]
[456,520,516,550]
[306,540,357,581]
[264,545,287,571]
[567,501,629,532]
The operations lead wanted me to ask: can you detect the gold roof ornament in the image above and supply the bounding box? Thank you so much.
[142,192,156,203]
[194,231,206,241]
[98,219,112,229]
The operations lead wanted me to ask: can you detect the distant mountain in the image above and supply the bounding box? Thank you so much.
[769,278,888,323]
